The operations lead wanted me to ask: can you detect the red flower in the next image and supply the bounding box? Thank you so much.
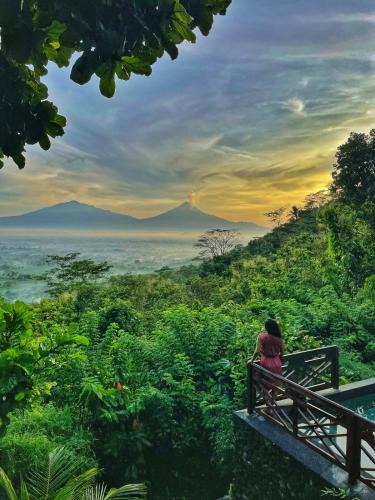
[116,383,123,393]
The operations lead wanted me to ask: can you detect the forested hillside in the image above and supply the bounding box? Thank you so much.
[1,130,374,498]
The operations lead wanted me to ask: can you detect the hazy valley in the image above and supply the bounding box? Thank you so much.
[0,200,268,302]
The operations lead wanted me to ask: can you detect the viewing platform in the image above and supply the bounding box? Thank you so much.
[236,346,375,499]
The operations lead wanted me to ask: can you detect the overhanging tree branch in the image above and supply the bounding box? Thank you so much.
[0,0,231,169]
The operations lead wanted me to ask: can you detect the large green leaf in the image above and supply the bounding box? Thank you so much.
[20,480,30,500]
[54,468,97,500]
[171,1,196,43]
[44,20,67,43]
[105,484,147,499]
[82,483,147,500]
[27,447,85,499]
[71,52,97,85]
[0,467,18,500]
[99,71,116,99]
[121,56,153,76]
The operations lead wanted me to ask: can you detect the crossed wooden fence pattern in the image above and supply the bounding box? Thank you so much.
[247,347,375,490]
[281,345,339,391]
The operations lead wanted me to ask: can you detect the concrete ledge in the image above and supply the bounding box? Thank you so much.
[259,378,375,414]
[235,409,375,500]
[324,378,375,402]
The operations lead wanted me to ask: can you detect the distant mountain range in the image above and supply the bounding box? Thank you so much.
[0,200,268,234]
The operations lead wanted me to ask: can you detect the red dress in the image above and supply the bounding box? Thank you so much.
[259,331,283,375]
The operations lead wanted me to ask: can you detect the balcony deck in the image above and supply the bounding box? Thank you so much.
[236,347,375,499]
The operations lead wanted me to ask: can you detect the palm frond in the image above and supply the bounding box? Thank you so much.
[105,483,147,499]
[0,467,17,500]
[54,467,97,500]
[82,483,147,500]
[20,479,30,500]
[27,447,84,500]
[82,483,108,500]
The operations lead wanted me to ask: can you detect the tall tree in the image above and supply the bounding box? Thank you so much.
[195,229,240,260]
[331,129,375,207]
[44,253,112,296]
[0,0,231,169]
[264,207,288,228]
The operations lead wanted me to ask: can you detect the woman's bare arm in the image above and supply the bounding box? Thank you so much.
[280,339,285,361]
[250,335,262,362]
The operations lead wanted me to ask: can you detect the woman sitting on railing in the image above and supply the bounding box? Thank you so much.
[251,318,284,375]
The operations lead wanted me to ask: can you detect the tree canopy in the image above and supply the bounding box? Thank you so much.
[0,0,231,169]
[0,300,89,436]
[331,129,375,207]
[44,252,112,296]
[194,229,240,260]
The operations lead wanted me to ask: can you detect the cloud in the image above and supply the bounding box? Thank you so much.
[299,77,310,88]
[281,97,306,116]
[185,134,223,152]
[325,13,375,24]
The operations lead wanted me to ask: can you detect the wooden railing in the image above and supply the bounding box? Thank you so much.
[247,347,375,490]
[282,345,339,391]
[248,346,339,413]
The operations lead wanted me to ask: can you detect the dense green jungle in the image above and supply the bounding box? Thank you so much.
[1,130,375,499]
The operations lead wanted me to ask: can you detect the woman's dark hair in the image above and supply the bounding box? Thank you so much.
[265,318,282,338]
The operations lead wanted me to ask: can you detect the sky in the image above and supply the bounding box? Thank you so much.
[2,0,375,224]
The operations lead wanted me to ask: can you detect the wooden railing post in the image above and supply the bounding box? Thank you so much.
[291,396,299,437]
[331,346,339,389]
[247,362,255,414]
[347,415,362,484]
